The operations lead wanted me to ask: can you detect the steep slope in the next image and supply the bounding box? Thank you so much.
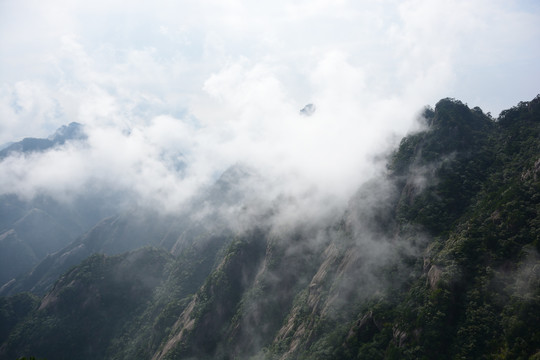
[294,96,540,359]
[0,200,95,287]
[153,230,267,360]
[0,123,117,286]
[0,211,182,296]
[0,247,174,360]
[0,293,39,344]
[152,96,540,360]
[0,164,252,296]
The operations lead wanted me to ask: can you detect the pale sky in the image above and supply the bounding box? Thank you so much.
[1,0,539,218]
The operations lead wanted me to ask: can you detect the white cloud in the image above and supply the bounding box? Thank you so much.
[0,0,539,221]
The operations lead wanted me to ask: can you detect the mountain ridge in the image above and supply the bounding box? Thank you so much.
[0,122,85,160]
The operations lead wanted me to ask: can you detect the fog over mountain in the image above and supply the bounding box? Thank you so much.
[1,1,539,220]
[1,95,538,360]
[0,1,539,360]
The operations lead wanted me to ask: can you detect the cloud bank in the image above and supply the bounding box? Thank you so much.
[0,0,539,223]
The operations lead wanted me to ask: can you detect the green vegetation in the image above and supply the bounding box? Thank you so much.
[0,248,174,360]
[331,95,540,359]
[0,292,39,343]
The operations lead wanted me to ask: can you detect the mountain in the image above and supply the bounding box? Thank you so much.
[0,192,120,288]
[0,247,174,359]
[0,123,123,287]
[0,164,253,296]
[0,122,85,160]
[0,95,539,360]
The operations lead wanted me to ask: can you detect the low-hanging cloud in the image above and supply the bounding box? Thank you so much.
[0,0,539,227]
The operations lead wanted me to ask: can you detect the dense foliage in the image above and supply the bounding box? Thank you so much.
[338,96,540,360]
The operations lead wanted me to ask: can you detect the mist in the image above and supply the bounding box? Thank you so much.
[1,3,540,359]
[1,0,540,229]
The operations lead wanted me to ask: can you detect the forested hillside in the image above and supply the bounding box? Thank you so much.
[1,95,539,360]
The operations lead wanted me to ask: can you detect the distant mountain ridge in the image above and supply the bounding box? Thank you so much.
[0,122,110,288]
[0,122,85,159]
[0,162,256,297]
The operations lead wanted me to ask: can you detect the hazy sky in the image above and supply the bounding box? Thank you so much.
[1,0,539,216]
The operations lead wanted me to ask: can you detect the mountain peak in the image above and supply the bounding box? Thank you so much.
[428,97,492,132]
[48,122,85,143]
[0,122,86,159]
